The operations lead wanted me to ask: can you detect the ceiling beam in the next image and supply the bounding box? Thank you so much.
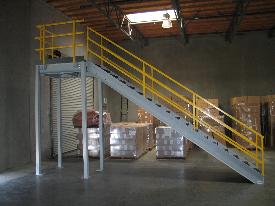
[81,0,148,46]
[225,0,250,42]
[171,0,188,44]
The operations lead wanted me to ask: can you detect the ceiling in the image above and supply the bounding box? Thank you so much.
[46,0,275,42]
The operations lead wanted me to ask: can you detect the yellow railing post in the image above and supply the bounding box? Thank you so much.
[39,27,42,61]
[193,94,198,129]
[142,62,146,96]
[72,20,76,63]
[86,27,89,60]
[261,137,264,175]
[151,67,154,99]
[100,36,103,65]
[42,25,45,64]
[51,33,54,58]
[256,134,259,168]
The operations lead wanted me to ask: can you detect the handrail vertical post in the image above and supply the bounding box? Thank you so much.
[193,94,198,129]
[51,33,54,58]
[151,67,154,99]
[42,25,45,64]
[142,62,146,96]
[256,134,259,168]
[39,27,42,61]
[72,20,76,63]
[100,36,103,65]
[86,27,89,60]
[261,138,264,176]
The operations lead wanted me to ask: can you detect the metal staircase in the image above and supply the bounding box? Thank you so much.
[35,20,265,184]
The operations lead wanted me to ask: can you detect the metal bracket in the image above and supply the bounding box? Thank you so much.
[225,0,250,42]
[81,0,148,46]
[171,0,189,44]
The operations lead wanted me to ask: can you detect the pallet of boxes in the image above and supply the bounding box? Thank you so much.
[230,96,261,149]
[197,99,227,145]
[110,122,148,159]
[72,110,112,158]
[137,108,160,150]
[155,126,190,159]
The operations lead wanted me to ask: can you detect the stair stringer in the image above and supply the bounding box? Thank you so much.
[87,61,264,184]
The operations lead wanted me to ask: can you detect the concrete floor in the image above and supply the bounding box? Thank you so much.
[0,148,274,206]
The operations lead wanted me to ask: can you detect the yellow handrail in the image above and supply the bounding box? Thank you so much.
[88,27,262,138]
[88,37,262,150]
[35,20,264,176]
[36,20,85,64]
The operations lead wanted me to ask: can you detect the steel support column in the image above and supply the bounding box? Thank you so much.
[81,63,89,179]
[56,78,63,168]
[35,66,42,175]
[97,79,104,171]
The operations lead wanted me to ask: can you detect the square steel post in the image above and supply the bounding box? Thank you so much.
[35,66,42,175]
[57,78,63,168]
[97,79,104,171]
[81,63,89,179]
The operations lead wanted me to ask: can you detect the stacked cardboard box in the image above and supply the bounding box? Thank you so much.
[197,98,226,145]
[110,123,147,158]
[137,108,154,123]
[156,126,190,158]
[230,96,261,149]
[169,96,193,122]
[77,124,111,157]
[137,108,161,148]
[261,95,275,147]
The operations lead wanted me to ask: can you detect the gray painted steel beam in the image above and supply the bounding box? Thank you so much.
[97,79,104,172]
[57,78,63,168]
[35,66,42,176]
[81,63,89,179]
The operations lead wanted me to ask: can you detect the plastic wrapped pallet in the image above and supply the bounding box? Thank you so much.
[110,123,147,158]
[137,108,161,146]
[196,98,226,145]
[156,126,189,158]
[169,96,193,122]
[230,96,261,149]
[77,124,111,157]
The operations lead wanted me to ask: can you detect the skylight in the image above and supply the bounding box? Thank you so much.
[126,10,176,24]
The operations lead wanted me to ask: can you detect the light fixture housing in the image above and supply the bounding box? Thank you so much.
[162,13,172,29]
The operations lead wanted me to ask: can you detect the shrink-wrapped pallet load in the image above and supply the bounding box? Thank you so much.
[77,124,111,157]
[110,123,147,159]
[74,111,112,157]
[197,98,226,145]
[156,126,190,159]
[230,96,261,149]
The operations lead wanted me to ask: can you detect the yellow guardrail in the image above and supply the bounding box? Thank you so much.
[36,20,264,176]
[35,19,84,64]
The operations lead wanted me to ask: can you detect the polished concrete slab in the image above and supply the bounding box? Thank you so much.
[0,149,274,206]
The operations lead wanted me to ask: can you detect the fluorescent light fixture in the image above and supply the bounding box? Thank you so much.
[126,10,176,25]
